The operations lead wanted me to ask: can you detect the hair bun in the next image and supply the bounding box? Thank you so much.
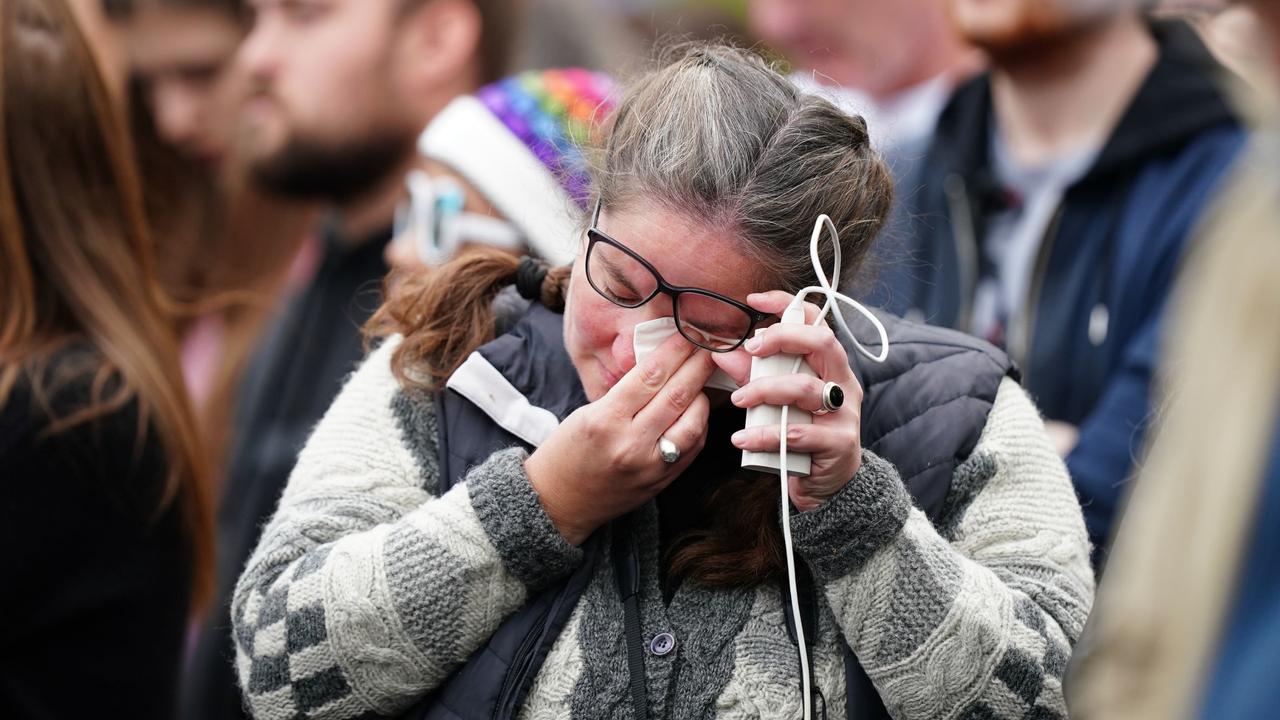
[515,256,549,301]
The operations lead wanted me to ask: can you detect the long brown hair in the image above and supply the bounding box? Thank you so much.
[370,44,892,587]
[367,251,570,390]
[0,0,213,608]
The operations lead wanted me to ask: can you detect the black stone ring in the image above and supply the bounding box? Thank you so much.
[817,382,845,415]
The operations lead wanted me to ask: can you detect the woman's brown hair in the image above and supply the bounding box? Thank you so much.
[367,251,570,390]
[370,44,892,586]
[0,0,213,607]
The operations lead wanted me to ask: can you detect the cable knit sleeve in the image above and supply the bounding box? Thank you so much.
[230,337,581,720]
[791,376,1094,720]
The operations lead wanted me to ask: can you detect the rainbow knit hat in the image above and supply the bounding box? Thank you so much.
[418,69,615,266]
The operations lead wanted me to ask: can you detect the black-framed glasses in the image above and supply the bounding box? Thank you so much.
[585,199,772,352]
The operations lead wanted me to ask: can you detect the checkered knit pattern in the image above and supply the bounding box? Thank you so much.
[231,338,581,719]
[791,377,1092,720]
[232,341,1093,719]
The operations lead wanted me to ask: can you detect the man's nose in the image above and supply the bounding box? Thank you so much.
[236,12,279,83]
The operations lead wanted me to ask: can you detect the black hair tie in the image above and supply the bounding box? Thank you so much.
[516,256,549,301]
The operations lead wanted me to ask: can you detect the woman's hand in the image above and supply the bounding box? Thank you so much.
[525,332,714,544]
[714,291,865,512]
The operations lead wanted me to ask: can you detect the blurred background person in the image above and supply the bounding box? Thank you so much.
[105,0,246,169]
[749,0,980,160]
[0,0,213,716]
[180,0,517,717]
[748,0,981,301]
[378,68,614,372]
[101,0,316,478]
[68,0,128,97]
[514,0,643,73]
[879,0,1246,565]
[1160,0,1276,97]
[1067,5,1280,716]
[384,67,614,275]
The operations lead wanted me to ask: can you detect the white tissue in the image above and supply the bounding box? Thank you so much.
[632,317,740,392]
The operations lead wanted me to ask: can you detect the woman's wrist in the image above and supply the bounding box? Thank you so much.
[789,451,911,582]
[466,448,584,589]
[524,452,596,546]
[789,447,863,512]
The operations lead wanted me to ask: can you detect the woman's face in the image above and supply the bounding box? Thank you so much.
[564,200,766,402]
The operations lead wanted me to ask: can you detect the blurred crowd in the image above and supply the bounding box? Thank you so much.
[1,0,1276,718]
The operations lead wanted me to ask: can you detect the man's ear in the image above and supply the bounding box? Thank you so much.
[397,0,483,92]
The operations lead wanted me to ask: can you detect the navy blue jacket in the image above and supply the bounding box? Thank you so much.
[874,21,1244,561]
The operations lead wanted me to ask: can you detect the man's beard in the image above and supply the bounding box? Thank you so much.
[959,3,1115,68]
[250,130,415,204]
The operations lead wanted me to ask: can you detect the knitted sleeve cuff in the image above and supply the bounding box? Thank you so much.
[467,447,583,591]
[790,450,913,583]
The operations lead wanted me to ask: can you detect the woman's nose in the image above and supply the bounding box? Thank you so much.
[609,303,673,373]
[612,323,639,374]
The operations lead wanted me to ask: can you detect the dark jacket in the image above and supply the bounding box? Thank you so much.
[1,348,190,719]
[875,20,1245,560]
[409,302,1017,720]
[182,227,389,720]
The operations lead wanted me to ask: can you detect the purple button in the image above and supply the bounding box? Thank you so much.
[649,632,676,656]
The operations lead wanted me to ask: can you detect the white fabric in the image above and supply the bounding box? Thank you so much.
[398,171,524,266]
[632,317,739,391]
[419,96,580,267]
[790,71,952,156]
[445,352,561,447]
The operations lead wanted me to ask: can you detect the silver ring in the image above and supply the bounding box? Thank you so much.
[820,381,845,414]
[658,436,680,464]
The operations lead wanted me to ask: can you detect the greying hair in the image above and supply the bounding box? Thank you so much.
[594,44,892,294]
[369,44,893,397]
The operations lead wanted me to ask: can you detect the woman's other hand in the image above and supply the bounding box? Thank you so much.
[716,291,865,512]
[524,331,714,544]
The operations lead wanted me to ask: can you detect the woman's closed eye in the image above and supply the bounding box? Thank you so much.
[681,318,744,342]
[604,266,644,303]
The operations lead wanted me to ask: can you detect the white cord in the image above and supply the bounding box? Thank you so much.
[790,215,889,363]
[778,215,889,720]
[779,402,813,719]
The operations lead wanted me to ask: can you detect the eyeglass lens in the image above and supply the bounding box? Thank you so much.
[586,236,754,351]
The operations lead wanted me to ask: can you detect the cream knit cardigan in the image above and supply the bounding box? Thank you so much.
[232,338,1093,719]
